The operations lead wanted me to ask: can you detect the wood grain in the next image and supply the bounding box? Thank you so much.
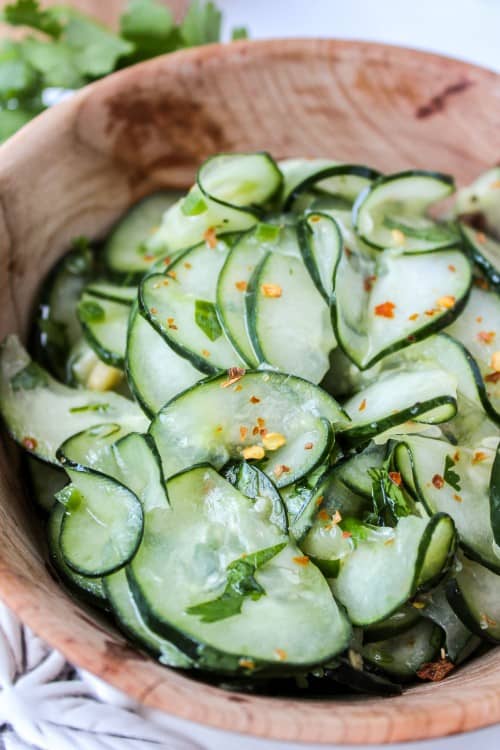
[0,39,499,744]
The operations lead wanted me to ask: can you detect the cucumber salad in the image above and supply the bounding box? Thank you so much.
[1,153,499,696]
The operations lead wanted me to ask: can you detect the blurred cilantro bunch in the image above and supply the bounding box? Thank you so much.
[0,0,248,141]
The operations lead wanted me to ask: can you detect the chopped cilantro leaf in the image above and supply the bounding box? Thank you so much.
[3,0,63,38]
[78,299,105,323]
[69,402,110,413]
[367,455,411,526]
[186,543,286,623]
[443,455,461,492]
[194,299,223,341]
[180,0,222,46]
[231,26,249,41]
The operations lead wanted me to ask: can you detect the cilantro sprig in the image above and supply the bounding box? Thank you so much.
[0,0,249,142]
[367,453,412,526]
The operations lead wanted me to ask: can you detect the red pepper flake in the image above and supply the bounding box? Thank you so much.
[167,269,177,279]
[476,316,483,324]
[221,366,246,388]
[239,426,248,441]
[202,349,210,357]
[474,277,489,289]
[184,262,192,269]
[22,436,37,451]
[476,231,487,245]
[143,254,155,262]
[235,280,247,292]
[358,398,367,412]
[257,417,266,428]
[162,256,171,266]
[274,648,287,661]
[274,464,290,478]
[304,442,313,450]
[292,556,310,566]
[453,493,463,503]
[389,471,402,486]
[204,227,217,249]
[239,658,255,670]
[472,451,488,464]
[167,317,178,330]
[363,275,377,292]
[149,307,158,315]
[477,331,496,344]
[491,352,500,372]
[453,450,460,462]
[315,495,324,507]
[417,658,455,682]
[215,425,223,433]
[234,383,243,392]
[344,247,353,257]
[342,531,352,539]
[485,371,500,384]
[436,295,456,310]
[374,301,395,318]
[408,313,419,321]
[251,426,259,436]
[448,264,456,272]
[162,279,169,287]
[249,395,261,404]
[425,309,436,317]
[318,509,330,521]
[432,474,445,489]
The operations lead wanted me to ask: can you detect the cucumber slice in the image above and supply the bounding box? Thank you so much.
[363,604,420,643]
[58,467,144,577]
[284,466,332,542]
[362,619,443,678]
[104,570,192,667]
[48,504,106,606]
[353,171,457,252]
[32,243,95,381]
[491,445,500,546]
[446,286,500,417]
[84,283,138,303]
[280,160,380,211]
[126,304,201,416]
[104,192,182,277]
[221,460,287,533]
[336,443,387,498]
[78,291,131,368]
[459,224,500,291]
[330,514,456,625]
[0,336,147,464]
[129,465,350,671]
[216,225,299,366]
[140,238,244,374]
[247,250,335,383]
[421,583,477,663]
[197,152,282,213]
[332,245,472,369]
[447,554,500,642]
[342,367,458,444]
[150,370,346,487]
[297,212,342,302]
[26,455,66,512]
[396,434,500,572]
[455,167,500,239]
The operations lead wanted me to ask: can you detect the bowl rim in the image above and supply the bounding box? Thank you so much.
[0,37,500,745]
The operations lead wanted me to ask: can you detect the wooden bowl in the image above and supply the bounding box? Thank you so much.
[0,39,499,745]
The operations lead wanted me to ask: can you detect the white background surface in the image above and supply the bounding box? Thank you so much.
[170,1,500,749]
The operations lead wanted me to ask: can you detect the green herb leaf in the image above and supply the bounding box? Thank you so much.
[3,0,63,38]
[64,17,133,78]
[194,299,223,341]
[69,402,110,413]
[367,456,411,526]
[255,222,280,243]
[0,56,37,101]
[0,106,37,142]
[443,455,461,492]
[186,542,286,623]
[181,188,208,216]
[340,517,371,544]
[120,0,177,62]
[66,241,93,275]
[55,483,83,512]
[11,361,48,391]
[78,299,105,323]
[180,0,222,46]
[231,26,249,41]
[21,38,84,89]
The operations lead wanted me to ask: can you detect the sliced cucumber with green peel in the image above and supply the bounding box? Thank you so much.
[297,212,342,302]
[247,250,335,383]
[58,468,144,577]
[198,152,282,213]
[280,160,380,211]
[335,443,387,498]
[104,570,192,667]
[421,583,478,663]
[363,604,420,643]
[362,619,443,679]
[78,291,131,368]
[459,223,500,291]
[126,304,201,415]
[48,504,107,606]
[129,465,350,671]
[0,336,147,464]
[150,370,346,487]
[330,514,456,625]
[104,192,182,278]
[395,434,500,572]
[27,456,66,512]
[140,238,243,374]
[222,460,287,533]
[447,555,500,642]
[455,167,500,239]
[353,171,457,252]
[332,245,472,369]
[84,283,138,304]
